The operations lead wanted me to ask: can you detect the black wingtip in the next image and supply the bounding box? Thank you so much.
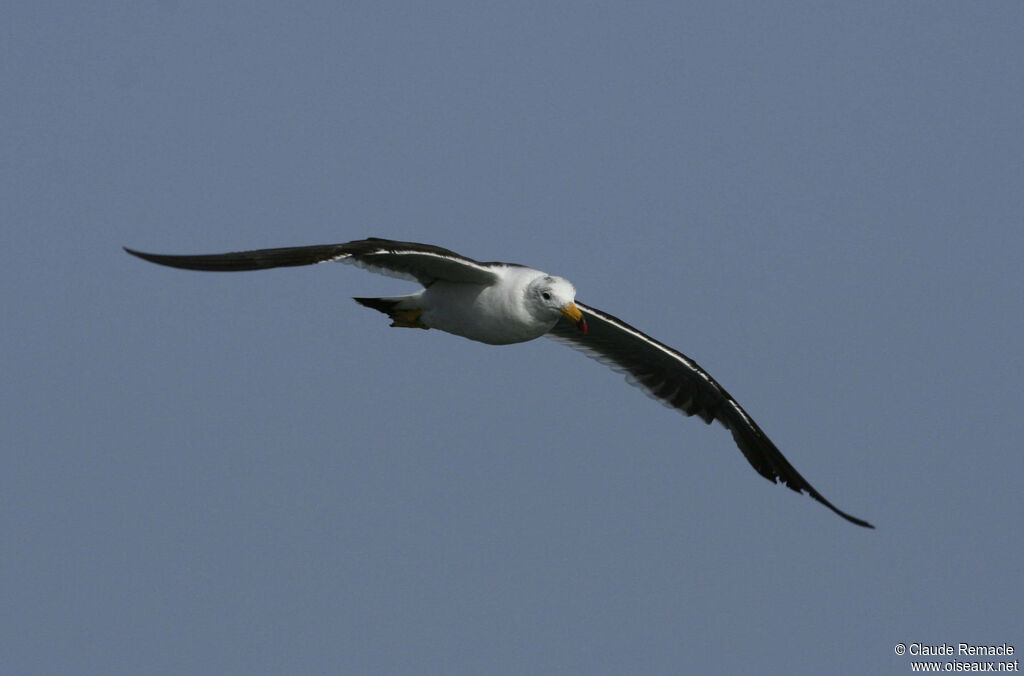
[124,247,187,269]
[784,477,874,528]
[122,246,251,271]
[123,247,163,265]
[842,512,875,529]
[819,499,874,529]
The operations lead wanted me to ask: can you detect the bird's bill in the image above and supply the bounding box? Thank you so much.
[560,302,588,334]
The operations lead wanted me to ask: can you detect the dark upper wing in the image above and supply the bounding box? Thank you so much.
[547,302,873,528]
[123,237,501,286]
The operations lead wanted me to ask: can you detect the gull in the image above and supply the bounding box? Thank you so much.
[124,237,873,528]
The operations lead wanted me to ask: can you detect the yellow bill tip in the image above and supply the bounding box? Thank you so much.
[560,302,583,323]
[560,302,587,333]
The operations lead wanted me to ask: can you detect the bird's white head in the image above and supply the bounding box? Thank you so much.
[526,275,588,334]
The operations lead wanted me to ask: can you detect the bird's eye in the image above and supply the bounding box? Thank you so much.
[542,292,551,300]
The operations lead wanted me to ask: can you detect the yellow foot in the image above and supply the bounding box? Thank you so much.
[389,308,428,329]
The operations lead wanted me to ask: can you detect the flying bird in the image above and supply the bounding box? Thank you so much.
[124,237,873,528]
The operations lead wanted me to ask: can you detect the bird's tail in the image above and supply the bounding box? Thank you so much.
[352,297,401,315]
[352,296,428,330]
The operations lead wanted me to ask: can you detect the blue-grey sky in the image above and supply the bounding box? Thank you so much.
[4,3,1022,674]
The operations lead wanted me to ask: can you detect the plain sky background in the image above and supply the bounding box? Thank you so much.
[3,2,1022,674]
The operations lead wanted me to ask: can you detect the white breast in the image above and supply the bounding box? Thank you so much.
[420,267,555,345]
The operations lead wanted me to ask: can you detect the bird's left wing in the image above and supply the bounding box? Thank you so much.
[547,302,873,528]
[124,238,501,286]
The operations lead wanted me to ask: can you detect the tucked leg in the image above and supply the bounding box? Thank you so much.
[389,308,428,329]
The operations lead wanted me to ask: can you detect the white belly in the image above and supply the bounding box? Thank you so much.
[420,280,554,345]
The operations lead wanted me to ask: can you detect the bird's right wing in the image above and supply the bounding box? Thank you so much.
[124,238,501,286]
